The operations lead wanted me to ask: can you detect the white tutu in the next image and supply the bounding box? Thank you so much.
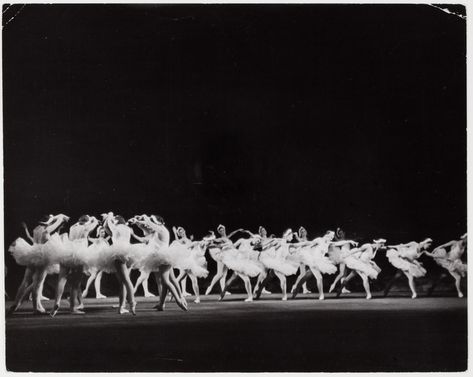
[300,247,337,274]
[259,246,298,276]
[386,249,426,277]
[328,245,344,264]
[431,248,467,276]
[46,263,60,275]
[48,237,89,268]
[142,242,208,277]
[345,256,379,279]
[83,239,110,274]
[222,247,263,277]
[209,246,225,262]
[9,237,48,267]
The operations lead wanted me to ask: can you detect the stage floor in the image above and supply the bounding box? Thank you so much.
[5,292,467,372]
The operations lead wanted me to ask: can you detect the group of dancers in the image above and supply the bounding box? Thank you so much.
[6,212,467,316]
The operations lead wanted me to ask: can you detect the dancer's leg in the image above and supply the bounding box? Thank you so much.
[114,261,136,314]
[450,271,463,298]
[95,271,106,298]
[292,269,313,299]
[220,272,238,300]
[205,262,225,295]
[310,268,325,300]
[329,263,346,293]
[359,272,372,299]
[274,271,287,301]
[404,272,417,299]
[31,267,48,314]
[155,272,167,311]
[8,267,34,314]
[161,268,187,311]
[189,274,201,303]
[51,265,69,317]
[240,274,253,301]
[83,269,98,298]
[133,270,149,294]
[291,265,307,292]
[253,269,267,296]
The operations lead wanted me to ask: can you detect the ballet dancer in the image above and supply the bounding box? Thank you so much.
[336,239,386,299]
[219,235,264,302]
[172,226,193,297]
[82,226,110,299]
[51,215,99,316]
[424,234,467,297]
[8,213,69,315]
[254,229,299,301]
[204,225,244,295]
[290,227,312,295]
[290,230,338,300]
[384,238,433,299]
[328,228,353,294]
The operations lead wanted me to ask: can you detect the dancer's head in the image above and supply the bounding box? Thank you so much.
[176,226,186,238]
[258,226,267,237]
[217,224,226,236]
[324,230,335,241]
[283,228,293,241]
[373,238,386,249]
[96,226,106,237]
[298,226,307,238]
[115,215,127,225]
[39,214,53,225]
[151,215,165,225]
[335,227,345,241]
[420,238,433,250]
[78,215,90,225]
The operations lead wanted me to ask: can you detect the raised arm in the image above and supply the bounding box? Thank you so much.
[21,222,34,243]
[330,240,357,247]
[227,228,244,238]
[45,214,68,234]
[434,240,457,250]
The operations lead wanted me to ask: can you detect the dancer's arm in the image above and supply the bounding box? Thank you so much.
[227,229,244,238]
[21,222,34,243]
[330,240,357,247]
[435,240,456,250]
[131,230,147,243]
[46,214,68,234]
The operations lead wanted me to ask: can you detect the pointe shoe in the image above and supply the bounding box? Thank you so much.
[50,305,60,317]
[194,297,200,304]
[205,288,212,296]
[41,295,50,301]
[411,293,417,299]
[129,301,137,316]
[118,307,129,314]
[244,297,253,302]
[70,309,86,315]
[318,295,325,300]
[458,292,464,298]
[282,295,288,301]
[76,303,84,310]
[366,294,372,300]
[96,293,107,299]
[341,287,351,294]
[302,289,311,294]
[144,292,155,298]
[328,285,336,293]
[262,288,271,295]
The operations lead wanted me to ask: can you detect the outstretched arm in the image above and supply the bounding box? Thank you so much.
[227,229,244,238]
[45,214,68,234]
[22,222,34,243]
[434,240,457,250]
[330,240,357,247]
[131,230,147,243]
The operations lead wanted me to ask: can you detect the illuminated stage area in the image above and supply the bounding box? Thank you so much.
[6,294,467,372]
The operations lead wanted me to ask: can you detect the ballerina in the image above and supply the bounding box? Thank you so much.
[204,225,243,295]
[82,226,110,299]
[50,215,99,316]
[8,214,69,315]
[384,238,433,299]
[328,228,353,294]
[172,226,193,298]
[424,234,467,297]
[219,236,264,302]
[290,227,312,295]
[290,230,338,300]
[128,215,158,298]
[336,239,387,299]
[254,229,299,301]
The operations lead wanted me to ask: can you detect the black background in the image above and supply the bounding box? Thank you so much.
[3,5,466,289]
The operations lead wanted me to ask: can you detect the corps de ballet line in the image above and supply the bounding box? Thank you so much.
[6,212,467,316]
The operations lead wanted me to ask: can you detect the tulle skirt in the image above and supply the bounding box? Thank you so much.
[96,240,150,273]
[83,240,110,274]
[222,247,264,277]
[345,256,379,279]
[431,249,467,276]
[259,247,299,276]
[328,246,344,265]
[142,242,208,277]
[9,237,48,267]
[300,248,337,274]
[386,249,426,278]
[209,246,225,262]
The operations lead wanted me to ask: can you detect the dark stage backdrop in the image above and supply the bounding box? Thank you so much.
[3,5,466,290]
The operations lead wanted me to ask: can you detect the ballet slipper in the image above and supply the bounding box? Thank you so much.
[194,297,200,304]
[244,297,253,302]
[282,295,287,301]
[366,294,372,300]
[129,301,137,316]
[50,304,60,317]
[144,292,155,298]
[119,307,129,314]
[96,293,107,299]
[458,292,464,298]
[318,295,325,300]
[411,293,417,299]
[76,303,84,310]
[262,288,271,295]
[341,287,351,294]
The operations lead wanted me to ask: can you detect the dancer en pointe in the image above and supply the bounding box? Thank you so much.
[205,225,243,295]
[8,214,69,315]
[50,215,98,316]
[424,234,467,298]
[328,228,353,294]
[336,239,386,299]
[291,230,338,300]
[290,227,312,294]
[384,238,432,299]
[82,226,110,299]
[172,226,193,298]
